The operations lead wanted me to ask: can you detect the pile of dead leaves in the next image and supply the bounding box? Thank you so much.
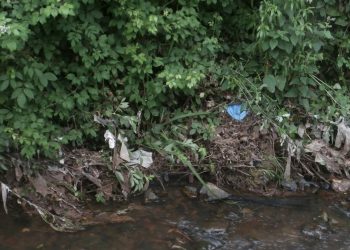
[304,119,350,192]
[207,114,279,192]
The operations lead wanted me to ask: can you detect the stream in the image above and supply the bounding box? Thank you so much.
[0,186,349,250]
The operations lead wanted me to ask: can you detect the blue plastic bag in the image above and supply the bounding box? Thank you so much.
[226,104,248,121]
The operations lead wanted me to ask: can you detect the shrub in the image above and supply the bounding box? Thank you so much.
[0,0,349,159]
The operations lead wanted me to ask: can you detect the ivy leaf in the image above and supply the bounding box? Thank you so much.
[17,92,27,108]
[262,74,276,93]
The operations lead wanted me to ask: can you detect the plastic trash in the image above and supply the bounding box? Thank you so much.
[227,104,248,121]
[128,150,153,169]
[104,130,116,149]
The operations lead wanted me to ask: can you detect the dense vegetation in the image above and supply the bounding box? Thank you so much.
[0,0,349,165]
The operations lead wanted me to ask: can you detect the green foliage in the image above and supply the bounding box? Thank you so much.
[95,192,106,204]
[0,0,222,158]
[1,0,349,163]
[129,168,154,193]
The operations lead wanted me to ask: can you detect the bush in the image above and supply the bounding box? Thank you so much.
[0,0,349,159]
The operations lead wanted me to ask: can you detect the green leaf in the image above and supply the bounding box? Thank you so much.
[115,171,125,183]
[290,34,298,46]
[24,89,34,99]
[269,40,278,50]
[38,73,48,87]
[262,74,276,93]
[284,88,298,98]
[299,98,310,111]
[0,80,9,91]
[45,72,57,81]
[278,41,293,54]
[261,41,269,51]
[11,88,21,99]
[275,75,286,91]
[6,40,17,51]
[312,41,323,52]
[17,92,27,108]
[299,86,309,97]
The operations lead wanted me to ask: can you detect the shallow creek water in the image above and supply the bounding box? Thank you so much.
[0,186,349,250]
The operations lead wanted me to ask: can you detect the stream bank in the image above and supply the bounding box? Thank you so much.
[1,113,349,232]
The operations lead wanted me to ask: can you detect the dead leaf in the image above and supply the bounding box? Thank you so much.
[93,115,114,127]
[284,140,296,180]
[306,139,342,174]
[305,139,325,152]
[298,124,306,138]
[112,149,123,170]
[335,120,350,154]
[1,183,9,214]
[100,183,113,199]
[14,165,23,182]
[29,174,49,197]
[82,172,102,187]
[120,171,131,199]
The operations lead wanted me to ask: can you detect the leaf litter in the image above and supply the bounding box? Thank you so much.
[1,145,153,232]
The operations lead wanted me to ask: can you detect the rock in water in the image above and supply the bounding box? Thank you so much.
[199,183,230,201]
[144,188,159,204]
[182,186,198,199]
[332,179,350,192]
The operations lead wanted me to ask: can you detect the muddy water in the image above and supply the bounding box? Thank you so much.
[0,187,349,250]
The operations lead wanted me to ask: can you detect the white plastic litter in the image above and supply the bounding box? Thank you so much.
[128,150,153,169]
[104,130,116,149]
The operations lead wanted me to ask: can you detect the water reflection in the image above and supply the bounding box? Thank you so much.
[0,187,349,250]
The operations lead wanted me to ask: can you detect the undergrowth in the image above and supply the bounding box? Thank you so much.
[0,0,350,187]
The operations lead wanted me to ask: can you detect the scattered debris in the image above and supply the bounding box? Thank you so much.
[105,130,153,168]
[1,181,84,232]
[305,139,346,174]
